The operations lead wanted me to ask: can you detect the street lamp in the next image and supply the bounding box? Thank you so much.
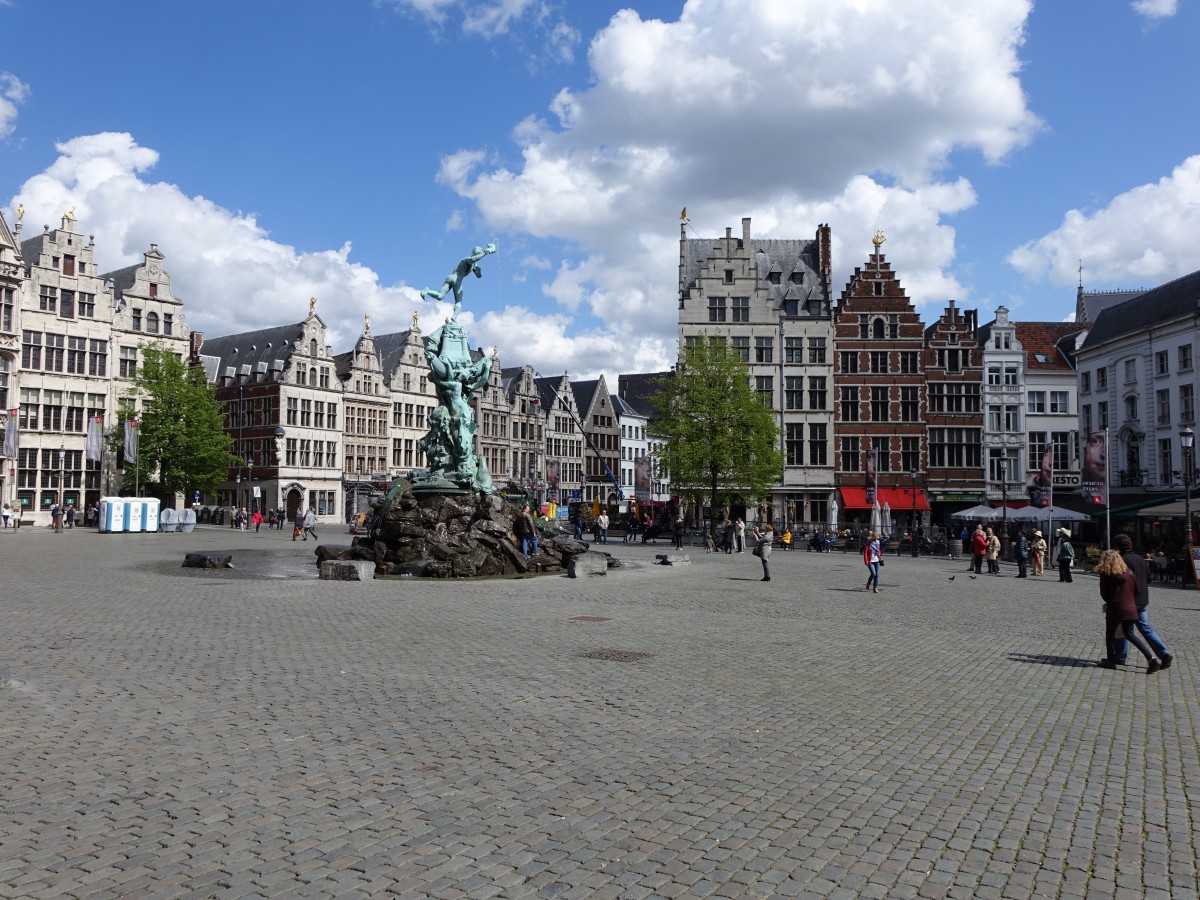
[235,474,241,521]
[56,442,65,534]
[909,469,918,557]
[998,458,1009,559]
[1181,426,1194,551]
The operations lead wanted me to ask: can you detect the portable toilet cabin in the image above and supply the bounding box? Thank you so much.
[98,496,161,533]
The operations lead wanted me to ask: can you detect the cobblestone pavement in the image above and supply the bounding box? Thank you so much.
[3,524,1199,899]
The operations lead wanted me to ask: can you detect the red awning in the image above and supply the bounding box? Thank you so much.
[839,486,931,512]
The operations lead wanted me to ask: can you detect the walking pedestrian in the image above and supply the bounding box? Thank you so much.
[1055,528,1074,582]
[1111,534,1172,668]
[1095,549,1162,673]
[1032,530,1047,576]
[302,507,318,541]
[971,525,987,574]
[735,518,746,553]
[292,508,304,540]
[2,502,11,530]
[596,510,609,544]
[986,527,1001,574]
[863,530,882,593]
[751,521,774,581]
[251,509,264,532]
[1015,529,1029,578]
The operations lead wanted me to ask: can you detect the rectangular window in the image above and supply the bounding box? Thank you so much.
[731,336,749,362]
[808,376,827,410]
[132,309,142,331]
[808,337,826,364]
[1049,391,1069,414]
[785,423,804,466]
[869,351,888,374]
[808,423,827,466]
[755,336,773,364]
[62,254,75,276]
[1097,368,1107,390]
[1159,439,1172,485]
[119,345,137,378]
[870,386,889,422]
[1156,390,1170,425]
[21,330,42,369]
[1156,350,1170,376]
[88,339,107,376]
[987,366,1001,386]
[901,386,919,422]
[889,315,899,340]
[1,286,13,331]
[841,435,859,472]
[43,333,64,372]
[60,290,74,319]
[1179,344,1193,371]
[1181,384,1195,423]
[785,376,804,410]
[163,314,173,335]
[731,296,749,322]
[755,375,773,407]
[1080,371,1091,393]
[900,351,919,374]
[840,351,858,374]
[871,436,890,472]
[286,397,298,426]
[1124,359,1136,383]
[1027,391,1046,414]
[314,401,326,429]
[902,435,924,471]
[708,296,726,322]
[784,337,803,364]
[1004,365,1019,386]
[930,429,979,468]
[1082,404,1092,435]
[66,336,86,374]
[1098,401,1108,429]
[300,399,313,427]
[39,286,57,313]
[858,315,869,339]
[1004,405,1021,431]
[840,386,859,422]
[1125,395,1138,420]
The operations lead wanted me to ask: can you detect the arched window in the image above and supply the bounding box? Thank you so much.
[872,318,885,340]
[146,311,160,334]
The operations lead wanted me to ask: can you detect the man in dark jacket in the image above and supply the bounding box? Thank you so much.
[1112,534,1172,668]
[1015,530,1029,578]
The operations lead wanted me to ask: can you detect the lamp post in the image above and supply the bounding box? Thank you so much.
[1182,426,1194,551]
[999,458,1009,560]
[909,469,918,556]
[235,474,241,523]
[56,443,65,533]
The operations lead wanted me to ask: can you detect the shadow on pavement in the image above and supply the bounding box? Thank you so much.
[1007,652,1095,668]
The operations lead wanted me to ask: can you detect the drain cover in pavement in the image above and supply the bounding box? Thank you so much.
[578,649,653,662]
[567,615,611,623]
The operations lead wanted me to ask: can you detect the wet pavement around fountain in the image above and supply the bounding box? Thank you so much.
[3,522,1199,898]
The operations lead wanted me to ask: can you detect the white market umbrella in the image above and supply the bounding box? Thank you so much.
[869,500,882,534]
[950,504,1002,522]
[828,498,839,532]
[1008,504,1091,523]
[881,502,892,533]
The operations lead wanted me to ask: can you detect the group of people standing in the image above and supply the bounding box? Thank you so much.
[966,524,1075,581]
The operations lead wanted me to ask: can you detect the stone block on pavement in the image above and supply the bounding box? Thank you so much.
[319,560,377,581]
[566,551,607,578]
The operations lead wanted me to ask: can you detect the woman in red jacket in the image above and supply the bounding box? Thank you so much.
[1096,549,1162,673]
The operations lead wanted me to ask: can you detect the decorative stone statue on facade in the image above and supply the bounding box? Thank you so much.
[409,242,499,495]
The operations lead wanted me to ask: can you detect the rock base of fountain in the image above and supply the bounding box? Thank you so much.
[321,487,617,579]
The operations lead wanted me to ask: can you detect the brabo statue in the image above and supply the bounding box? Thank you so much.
[409,242,499,495]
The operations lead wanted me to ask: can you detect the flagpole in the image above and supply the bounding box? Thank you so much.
[1104,427,1111,549]
[1048,444,1055,545]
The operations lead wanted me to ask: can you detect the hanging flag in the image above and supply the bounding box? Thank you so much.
[1031,443,1053,508]
[864,447,877,506]
[124,418,139,465]
[86,415,104,462]
[1080,429,1107,506]
[3,408,17,458]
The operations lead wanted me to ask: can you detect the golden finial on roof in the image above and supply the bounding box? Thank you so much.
[308,296,317,314]
[15,203,24,223]
[64,206,77,221]
[872,229,886,250]
[364,313,371,336]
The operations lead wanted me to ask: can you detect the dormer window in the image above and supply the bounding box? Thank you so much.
[149,283,158,298]
[768,272,781,284]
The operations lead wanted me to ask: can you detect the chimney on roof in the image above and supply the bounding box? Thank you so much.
[742,217,751,247]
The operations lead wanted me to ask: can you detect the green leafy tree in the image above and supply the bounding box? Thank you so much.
[651,340,782,536]
[113,343,239,497]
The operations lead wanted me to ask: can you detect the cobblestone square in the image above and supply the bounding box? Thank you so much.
[3,526,1198,898]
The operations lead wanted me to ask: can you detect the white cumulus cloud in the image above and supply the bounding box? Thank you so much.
[1131,0,1177,20]
[0,72,30,139]
[1007,155,1200,286]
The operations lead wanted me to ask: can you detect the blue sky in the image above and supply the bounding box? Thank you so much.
[3,0,1198,384]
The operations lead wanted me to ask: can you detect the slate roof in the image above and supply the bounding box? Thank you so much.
[681,236,825,309]
[1080,269,1200,350]
[1014,322,1082,371]
[534,375,570,414]
[1077,287,1146,326]
[198,323,306,383]
[617,371,672,421]
[368,330,416,383]
[611,393,642,420]
[571,379,601,415]
[101,263,141,297]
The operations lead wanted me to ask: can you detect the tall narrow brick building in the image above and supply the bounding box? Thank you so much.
[832,233,929,534]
